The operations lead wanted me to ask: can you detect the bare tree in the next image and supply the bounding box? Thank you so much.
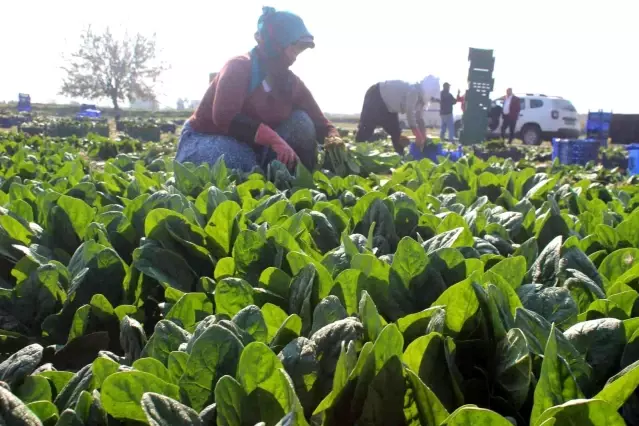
[60,26,168,113]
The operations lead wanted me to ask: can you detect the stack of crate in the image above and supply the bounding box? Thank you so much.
[551,139,600,166]
[586,110,612,148]
[460,48,495,145]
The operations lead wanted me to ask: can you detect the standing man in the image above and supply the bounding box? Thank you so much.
[501,88,521,143]
[439,83,457,141]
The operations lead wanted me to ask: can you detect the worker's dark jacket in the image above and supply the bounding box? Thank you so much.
[439,90,457,115]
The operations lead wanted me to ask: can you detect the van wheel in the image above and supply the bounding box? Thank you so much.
[521,124,542,145]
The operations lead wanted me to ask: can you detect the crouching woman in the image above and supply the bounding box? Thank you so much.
[176,7,341,172]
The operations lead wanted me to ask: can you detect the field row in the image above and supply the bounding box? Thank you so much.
[0,131,638,425]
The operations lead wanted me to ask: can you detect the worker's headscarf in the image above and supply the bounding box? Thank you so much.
[249,7,315,96]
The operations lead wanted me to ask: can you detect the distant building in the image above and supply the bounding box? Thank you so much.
[177,98,186,110]
[189,100,200,109]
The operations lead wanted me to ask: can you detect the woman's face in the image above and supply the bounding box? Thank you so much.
[283,43,307,66]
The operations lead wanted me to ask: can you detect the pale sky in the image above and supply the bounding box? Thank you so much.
[1,0,636,114]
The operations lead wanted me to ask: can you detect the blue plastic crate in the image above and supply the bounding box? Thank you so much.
[17,93,31,113]
[587,121,610,133]
[551,139,560,161]
[409,143,464,163]
[443,146,464,161]
[0,117,14,128]
[409,143,443,161]
[626,144,639,175]
[579,137,607,151]
[585,130,609,148]
[588,111,613,123]
[586,110,612,145]
[552,139,600,165]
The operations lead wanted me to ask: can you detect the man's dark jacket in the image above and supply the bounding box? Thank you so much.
[440,90,457,115]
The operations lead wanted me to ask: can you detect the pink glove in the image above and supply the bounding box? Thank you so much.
[411,127,426,147]
[255,124,298,168]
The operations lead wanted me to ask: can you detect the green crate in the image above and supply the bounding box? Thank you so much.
[463,105,490,115]
[464,90,491,102]
[462,115,490,125]
[468,50,495,72]
[462,115,489,125]
[468,48,494,62]
[459,124,488,145]
[468,69,494,82]
[469,60,494,72]
[460,121,488,132]
[462,118,489,126]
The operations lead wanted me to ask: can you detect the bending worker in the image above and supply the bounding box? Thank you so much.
[176,7,342,172]
[355,76,440,154]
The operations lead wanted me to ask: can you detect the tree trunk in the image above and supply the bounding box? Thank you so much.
[112,97,120,121]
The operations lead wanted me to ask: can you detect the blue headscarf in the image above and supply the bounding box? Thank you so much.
[249,7,315,94]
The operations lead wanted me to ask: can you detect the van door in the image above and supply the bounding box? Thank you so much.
[521,98,546,133]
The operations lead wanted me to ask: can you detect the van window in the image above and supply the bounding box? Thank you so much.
[519,99,526,110]
[530,99,544,109]
[552,99,577,112]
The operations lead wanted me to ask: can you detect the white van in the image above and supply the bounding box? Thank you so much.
[453,94,581,145]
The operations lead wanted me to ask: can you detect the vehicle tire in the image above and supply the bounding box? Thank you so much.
[521,123,542,145]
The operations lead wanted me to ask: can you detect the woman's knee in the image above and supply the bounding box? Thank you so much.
[290,109,315,128]
[279,110,317,141]
[175,129,199,163]
[175,133,258,172]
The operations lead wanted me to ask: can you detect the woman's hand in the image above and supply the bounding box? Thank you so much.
[411,128,426,148]
[325,135,344,148]
[270,138,298,168]
[398,135,411,149]
[255,123,298,168]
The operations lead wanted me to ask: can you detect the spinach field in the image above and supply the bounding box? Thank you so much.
[1,131,639,425]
